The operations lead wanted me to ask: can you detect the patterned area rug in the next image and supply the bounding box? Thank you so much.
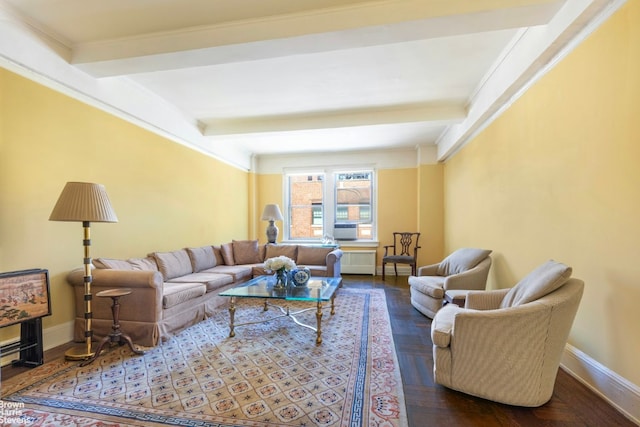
[1,288,407,426]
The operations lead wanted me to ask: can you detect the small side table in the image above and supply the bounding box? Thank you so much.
[80,288,145,366]
[443,289,469,307]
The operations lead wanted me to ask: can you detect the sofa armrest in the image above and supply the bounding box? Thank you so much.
[326,249,343,277]
[67,268,164,322]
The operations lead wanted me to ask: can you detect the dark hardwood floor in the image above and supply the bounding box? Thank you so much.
[2,275,635,426]
[343,275,635,427]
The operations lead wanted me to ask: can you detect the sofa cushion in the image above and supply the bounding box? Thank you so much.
[221,243,235,266]
[168,272,233,293]
[162,282,206,309]
[93,258,134,270]
[152,250,193,280]
[205,265,253,282]
[408,276,446,299]
[307,265,328,277]
[437,248,492,276]
[186,246,217,273]
[500,260,572,308]
[265,244,298,261]
[127,257,158,271]
[94,257,158,271]
[297,246,331,266]
[232,239,261,264]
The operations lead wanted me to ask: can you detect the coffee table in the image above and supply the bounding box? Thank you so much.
[219,275,342,345]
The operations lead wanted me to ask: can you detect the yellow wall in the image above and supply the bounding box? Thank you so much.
[0,69,249,343]
[418,164,445,265]
[376,168,421,266]
[444,1,640,385]
[375,165,445,269]
[255,173,284,244]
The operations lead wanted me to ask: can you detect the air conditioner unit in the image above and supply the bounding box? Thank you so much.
[333,223,357,240]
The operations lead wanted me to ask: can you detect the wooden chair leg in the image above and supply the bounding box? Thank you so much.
[394,263,398,277]
[382,262,386,280]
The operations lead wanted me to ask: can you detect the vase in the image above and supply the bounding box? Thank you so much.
[290,267,311,286]
[274,269,288,289]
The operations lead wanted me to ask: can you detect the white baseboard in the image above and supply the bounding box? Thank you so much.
[561,344,640,425]
[1,321,74,367]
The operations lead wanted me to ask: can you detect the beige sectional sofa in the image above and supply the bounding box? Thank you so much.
[67,240,342,347]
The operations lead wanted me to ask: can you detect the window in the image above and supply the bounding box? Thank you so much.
[285,168,375,241]
[288,174,325,239]
[311,204,323,225]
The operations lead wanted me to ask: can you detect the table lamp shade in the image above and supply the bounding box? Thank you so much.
[50,182,118,223]
[261,204,283,221]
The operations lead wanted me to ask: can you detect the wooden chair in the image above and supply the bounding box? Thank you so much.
[382,232,420,280]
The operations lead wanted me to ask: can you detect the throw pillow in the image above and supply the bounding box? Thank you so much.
[152,250,193,280]
[232,239,261,264]
[437,248,492,276]
[220,243,235,266]
[186,246,217,272]
[127,257,158,271]
[297,246,332,266]
[265,244,298,261]
[500,260,572,308]
[93,258,133,270]
[212,246,225,265]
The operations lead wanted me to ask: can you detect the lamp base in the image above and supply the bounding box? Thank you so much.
[266,220,279,244]
[65,345,95,361]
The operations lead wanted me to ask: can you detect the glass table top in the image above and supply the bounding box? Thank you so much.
[219,275,342,301]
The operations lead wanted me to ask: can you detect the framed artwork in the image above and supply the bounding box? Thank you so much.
[0,269,51,328]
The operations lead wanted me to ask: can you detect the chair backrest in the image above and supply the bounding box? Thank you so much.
[392,232,420,257]
[500,260,572,308]
[436,247,492,276]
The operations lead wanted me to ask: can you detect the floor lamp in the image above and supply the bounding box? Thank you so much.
[49,182,118,360]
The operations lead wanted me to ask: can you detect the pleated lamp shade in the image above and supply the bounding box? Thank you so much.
[49,182,118,223]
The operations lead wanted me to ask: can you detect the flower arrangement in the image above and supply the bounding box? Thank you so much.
[264,255,296,273]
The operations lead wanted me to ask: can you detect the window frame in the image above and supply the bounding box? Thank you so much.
[283,166,376,242]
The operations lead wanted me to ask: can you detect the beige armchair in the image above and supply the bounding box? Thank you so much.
[431,260,584,407]
[408,248,492,318]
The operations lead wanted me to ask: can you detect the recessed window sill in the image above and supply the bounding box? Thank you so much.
[281,240,379,248]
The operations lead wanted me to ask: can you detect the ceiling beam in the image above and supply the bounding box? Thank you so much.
[203,103,466,136]
[71,0,564,77]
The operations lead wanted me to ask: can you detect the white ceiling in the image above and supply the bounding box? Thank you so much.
[0,0,622,169]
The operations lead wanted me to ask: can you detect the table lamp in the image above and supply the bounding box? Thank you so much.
[261,204,283,244]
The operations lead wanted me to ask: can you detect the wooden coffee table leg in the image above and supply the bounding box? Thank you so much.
[229,297,236,338]
[316,301,323,345]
